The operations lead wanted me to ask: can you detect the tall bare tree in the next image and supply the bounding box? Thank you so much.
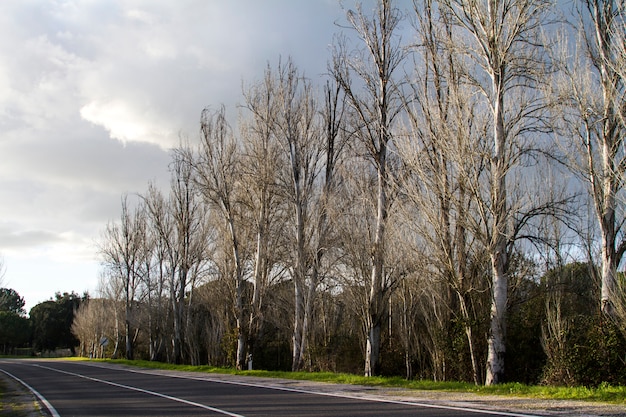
[295,81,348,371]
[554,0,626,317]
[144,152,210,364]
[331,0,407,376]
[439,0,553,384]
[241,70,286,367]
[399,0,490,384]
[141,183,170,361]
[99,196,146,360]
[269,59,322,372]
[191,107,247,369]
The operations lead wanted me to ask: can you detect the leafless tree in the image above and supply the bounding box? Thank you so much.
[439,0,553,384]
[241,69,287,368]
[99,196,147,360]
[331,0,408,377]
[140,183,169,361]
[135,214,160,362]
[301,82,349,363]
[72,298,117,359]
[94,269,124,358]
[191,106,248,369]
[553,0,626,319]
[170,151,212,364]
[142,152,211,364]
[398,0,491,384]
[268,59,322,372]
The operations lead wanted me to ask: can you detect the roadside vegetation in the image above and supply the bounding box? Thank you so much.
[92,359,626,405]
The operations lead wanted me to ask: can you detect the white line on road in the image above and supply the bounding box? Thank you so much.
[32,364,245,417]
[174,374,546,417]
[78,361,545,417]
[0,367,61,417]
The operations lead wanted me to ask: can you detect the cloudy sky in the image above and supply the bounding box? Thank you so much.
[0,0,355,311]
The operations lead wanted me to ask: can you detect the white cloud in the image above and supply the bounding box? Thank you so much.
[0,0,350,307]
[81,100,157,145]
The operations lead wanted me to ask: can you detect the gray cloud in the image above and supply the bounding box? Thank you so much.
[0,0,354,306]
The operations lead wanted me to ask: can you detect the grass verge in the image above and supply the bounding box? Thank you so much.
[85,358,625,405]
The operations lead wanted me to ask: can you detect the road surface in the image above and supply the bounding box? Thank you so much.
[0,359,544,417]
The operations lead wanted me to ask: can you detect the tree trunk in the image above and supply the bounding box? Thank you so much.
[228,215,246,370]
[125,274,133,360]
[292,198,307,371]
[365,160,387,377]
[365,321,382,377]
[486,78,508,385]
[125,315,133,360]
[248,201,267,365]
[600,226,617,316]
[600,137,618,316]
[486,250,507,385]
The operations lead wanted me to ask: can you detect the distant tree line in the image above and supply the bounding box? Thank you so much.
[0,289,84,356]
[73,0,626,386]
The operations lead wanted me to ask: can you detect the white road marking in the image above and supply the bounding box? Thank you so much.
[77,361,546,417]
[32,364,245,417]
[0,367,61,417]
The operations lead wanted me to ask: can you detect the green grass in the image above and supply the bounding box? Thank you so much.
[83,358,625,404]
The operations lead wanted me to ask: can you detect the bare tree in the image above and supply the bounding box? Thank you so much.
[331,0,407,377]
[140,183,169,361]
[268,59,322,372]
[439,0,553,384]
[72,298,117,359]
[135,209,161,362]
[554,0,626,317]
[296,81,348,371]
[99,196,147,360]
[170,151,211,364]
[398,0,491,384]
[191,107,248,369]
[241,70,287,368]
[142,152,211,364]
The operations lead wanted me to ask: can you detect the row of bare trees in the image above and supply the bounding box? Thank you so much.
[74,0,626,385]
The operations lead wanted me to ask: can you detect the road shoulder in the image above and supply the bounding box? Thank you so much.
[0,370,43,417]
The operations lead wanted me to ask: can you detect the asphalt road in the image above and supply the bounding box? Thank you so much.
[0,359,544,417]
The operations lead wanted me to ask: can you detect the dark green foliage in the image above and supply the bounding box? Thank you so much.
[30,292,84,354]
[543,314,626,386]
[0,288,31,355]
[506,276,546,384]
[0,311,30,354]
[252,324,292,371]
[541,262,626,386]
[0,288,26,315]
